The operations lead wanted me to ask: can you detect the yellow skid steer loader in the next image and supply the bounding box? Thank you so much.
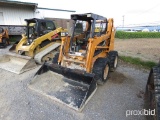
[29,13,118,111]
[0,18,66,74]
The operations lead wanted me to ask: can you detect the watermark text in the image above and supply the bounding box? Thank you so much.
[126,109,155,117]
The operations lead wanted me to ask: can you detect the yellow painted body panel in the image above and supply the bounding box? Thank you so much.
[15,27,63,57]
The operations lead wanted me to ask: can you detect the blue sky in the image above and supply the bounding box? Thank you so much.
[19,0,160,27]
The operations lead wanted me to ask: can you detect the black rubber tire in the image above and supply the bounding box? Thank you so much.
[108,51,118,72]
[145,66,160,120]
[92,58,110,85]
[52,53,59,64]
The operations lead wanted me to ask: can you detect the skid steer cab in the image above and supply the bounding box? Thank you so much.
[29,13,118,111]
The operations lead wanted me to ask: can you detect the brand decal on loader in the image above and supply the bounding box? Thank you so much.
[51,33,59,39]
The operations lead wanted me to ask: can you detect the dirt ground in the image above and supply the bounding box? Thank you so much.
[115,38,160,63]
[0,60,148,120]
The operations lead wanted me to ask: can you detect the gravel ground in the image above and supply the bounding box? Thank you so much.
[115,38,160,63]
[0,43,152,120]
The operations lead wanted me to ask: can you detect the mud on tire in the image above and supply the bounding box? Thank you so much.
[92,58,110,85]
[108,51,118,72]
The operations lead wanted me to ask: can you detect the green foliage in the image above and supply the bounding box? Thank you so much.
[9,36,17,42]
[9,36,22,43]
[119,56,157,69]
[115,31,160,39]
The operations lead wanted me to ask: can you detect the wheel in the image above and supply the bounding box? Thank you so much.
[145,66,160,120]
[92,58,110,85]
[108,51,118,72]
[52,53,59,64]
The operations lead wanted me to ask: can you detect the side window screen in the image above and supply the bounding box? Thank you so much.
[74,22,83,35]
[74,21,87,36]
[40,22,47,31]
[46,21,56,30]
[28,22,36,38]
[95,21,107,33]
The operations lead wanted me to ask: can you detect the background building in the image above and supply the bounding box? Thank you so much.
[0,0,75,35]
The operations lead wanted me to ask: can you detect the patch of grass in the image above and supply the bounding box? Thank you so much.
[119,56,157,69]
[115,31,160,39]
[9,37,17,42]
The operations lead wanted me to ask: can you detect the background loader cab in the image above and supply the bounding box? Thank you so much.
[25,18,56,45]
[10,18,58,52]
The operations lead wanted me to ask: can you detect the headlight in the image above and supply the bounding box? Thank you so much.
[61,32,65,36]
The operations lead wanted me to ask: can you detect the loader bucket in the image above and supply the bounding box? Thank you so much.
[0,53,37,74]
[29,63,97,111]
